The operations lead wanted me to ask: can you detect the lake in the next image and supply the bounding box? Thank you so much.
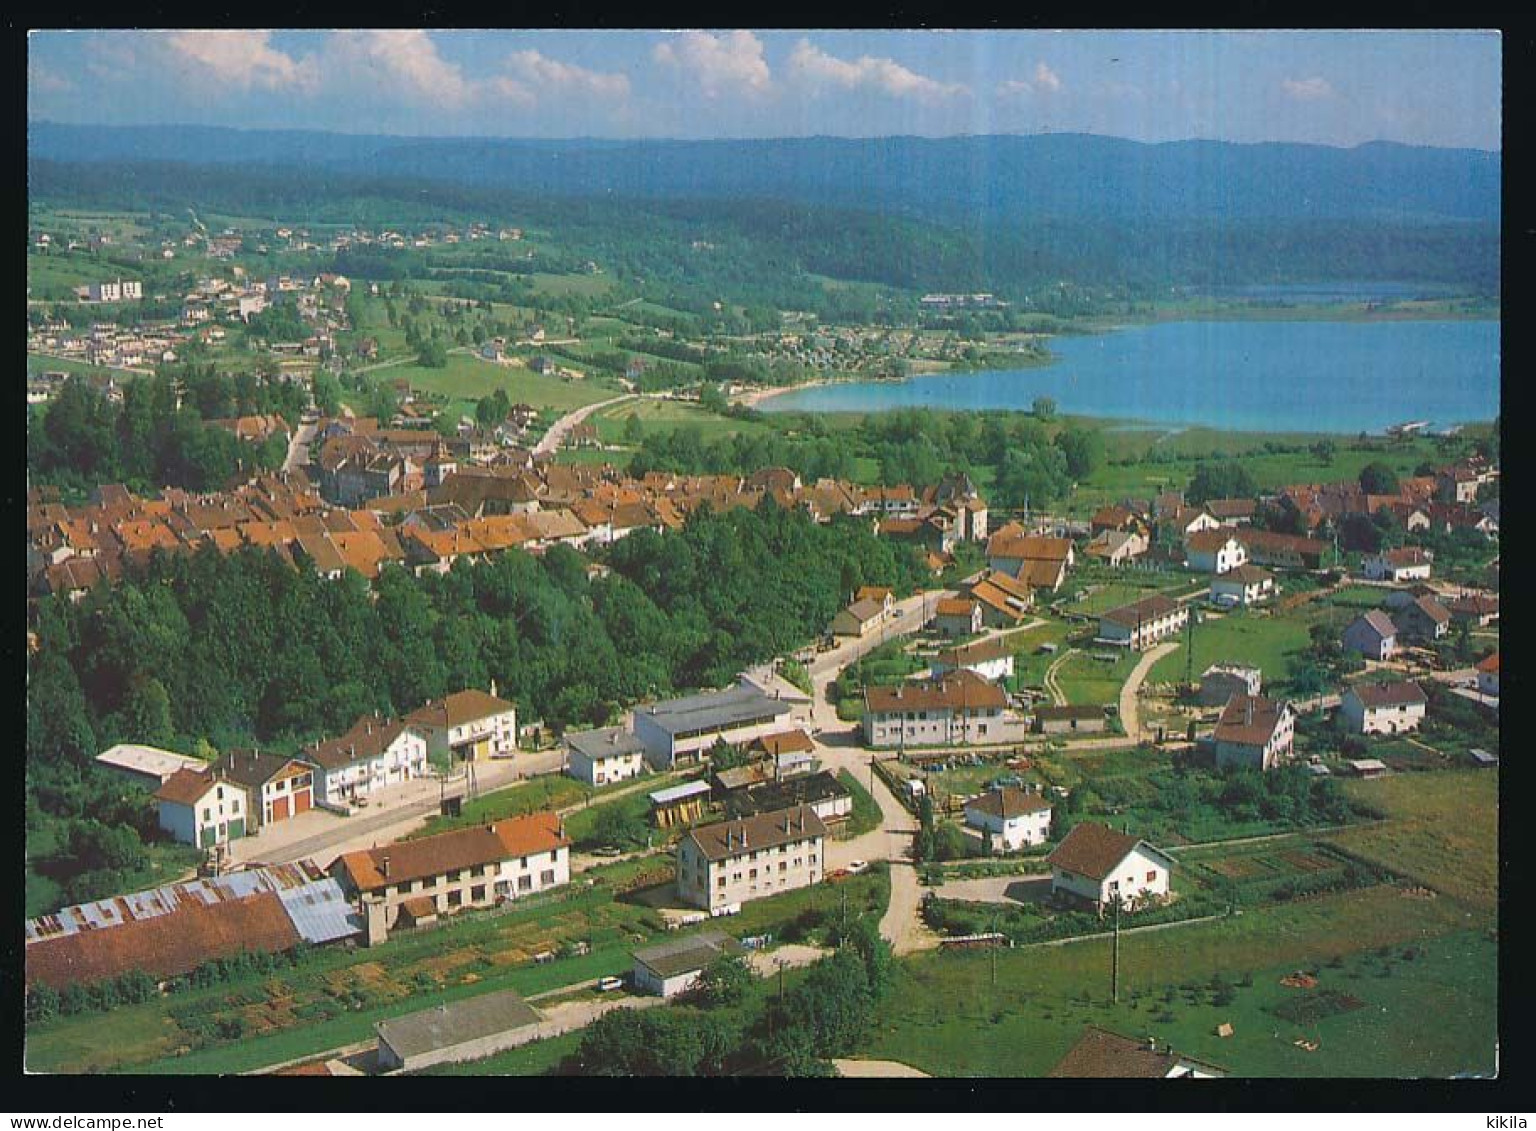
[760,319,1500,434]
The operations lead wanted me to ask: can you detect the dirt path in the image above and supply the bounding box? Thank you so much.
[832,1058,931,1078]
[1118,641,1180,742]
[1043,647,1077,706]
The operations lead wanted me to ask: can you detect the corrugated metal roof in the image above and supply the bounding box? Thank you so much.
[278,878,365,944]
[25,861,331,944]
[649,780,713,805]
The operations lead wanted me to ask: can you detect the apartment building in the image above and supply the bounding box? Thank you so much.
[675,805,827,914]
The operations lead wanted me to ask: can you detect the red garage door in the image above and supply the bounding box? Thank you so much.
[271,794,291,822]
[293,787,312,815]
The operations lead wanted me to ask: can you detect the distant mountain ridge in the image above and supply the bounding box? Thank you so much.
[28,121,1500,225]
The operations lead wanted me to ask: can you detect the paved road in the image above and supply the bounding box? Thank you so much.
[833,1058,931,1078]
[929,872,1050,904]
[532,394,638,456]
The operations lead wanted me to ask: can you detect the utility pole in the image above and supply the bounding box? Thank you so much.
[990,910,999,987]
[1111,894,1122,1004]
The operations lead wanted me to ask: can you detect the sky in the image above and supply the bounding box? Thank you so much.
[26,29,1502,150]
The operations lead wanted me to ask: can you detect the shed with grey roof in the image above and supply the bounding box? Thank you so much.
[632,930,744,998]
[375,989,544,1073]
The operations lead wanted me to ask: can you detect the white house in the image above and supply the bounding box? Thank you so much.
[154,768,251,848]
[1211,695,1296,771]
[300,715,430,805]
[1339,681,1428,735]
[1185,529,1248,575]
[565,726,648,787]
[1209,565,1277,608]
[405,687,517,764]
[964,787,1054,852]
[1047,823,1174,911]
[1363,547,1433,582]
[932,597,984,637]
[862,669,1014,749]
[1476,652,1500,698]
[631,686,793,771]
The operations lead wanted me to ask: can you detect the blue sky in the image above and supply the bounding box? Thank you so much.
[27,30,1501,149]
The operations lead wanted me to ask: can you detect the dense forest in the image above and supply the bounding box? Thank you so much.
[626,406,1103,509]
[27,369,303,495]
[29,159,1500,319]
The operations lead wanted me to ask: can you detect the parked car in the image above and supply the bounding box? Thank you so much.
[846,860,869,875]
[596,976,625,993]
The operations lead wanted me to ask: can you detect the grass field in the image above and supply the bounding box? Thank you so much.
[1331,770,1498,916]
[836,769,884,839]
[859,885,1491,1077]
[1147,611,1311,689]
[593,398,775,444]
[1054,648,1141,706]
[372,352,620,412]
[28,352,148,381]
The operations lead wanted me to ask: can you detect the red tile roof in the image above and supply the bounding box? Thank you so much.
[332,811,568,893]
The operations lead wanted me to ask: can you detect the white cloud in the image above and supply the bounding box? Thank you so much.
[166,31,319,93]
[653,31,771,98]
[1032,62,1063,93]
[788,39,967,102]
[505,50,630,100]
[996,62,1063,99]
[327,30,472,107]
[1281,76,1335,101]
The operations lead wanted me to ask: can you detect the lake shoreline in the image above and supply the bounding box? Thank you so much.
[746,315,1499,436]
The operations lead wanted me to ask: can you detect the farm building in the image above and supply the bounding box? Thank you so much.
[632,930,745,998]
[1033,704,1107,735]
[94,743,207,788]
[722,770,853,825]
[25,861,360,991]
[375,989,544,1073]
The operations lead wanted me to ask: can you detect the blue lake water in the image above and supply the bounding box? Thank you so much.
[761,319,1501,434]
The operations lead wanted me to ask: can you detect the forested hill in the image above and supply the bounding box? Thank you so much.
[29,123,1500,225]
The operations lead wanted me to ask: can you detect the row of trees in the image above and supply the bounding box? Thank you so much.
[27,500,928,771]
[558,916,894,1076]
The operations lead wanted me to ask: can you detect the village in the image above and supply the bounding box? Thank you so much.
[23,417,1499,1076]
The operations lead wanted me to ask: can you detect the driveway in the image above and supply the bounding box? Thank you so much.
[283,420,317,473]
[929,873,1051,906]
[1118,641,1181,742]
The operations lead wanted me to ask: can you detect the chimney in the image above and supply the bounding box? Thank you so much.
[1145,1037,1157,1052]
[381,854,391,878]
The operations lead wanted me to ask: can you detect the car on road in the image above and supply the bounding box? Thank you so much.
[846,860,869,875]
[596,976,625,993]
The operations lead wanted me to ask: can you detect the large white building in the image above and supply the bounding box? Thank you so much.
[1096,595,1188,650]
[1184,529,1248,575]
[405,688,517,764]
[331,812,570,939]
[632,686,793,771]
[675,805,826,914]
[1047,823,1174,911]
[862,669,1012,749]
[300,714,429,805]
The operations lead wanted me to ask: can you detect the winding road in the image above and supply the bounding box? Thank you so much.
[532,394,639,456]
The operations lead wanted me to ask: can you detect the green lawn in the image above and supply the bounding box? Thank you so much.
[1332,770,1498,916]
[409,774,593,839]
[836,769,883,838]
[374,353,620,412]
[859,885,1491,1077]
[28,352,147,381]
[593,398,775,444]
[1148,611,1311,690]
[562,787,657,851]
[1054,648,1141,707]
